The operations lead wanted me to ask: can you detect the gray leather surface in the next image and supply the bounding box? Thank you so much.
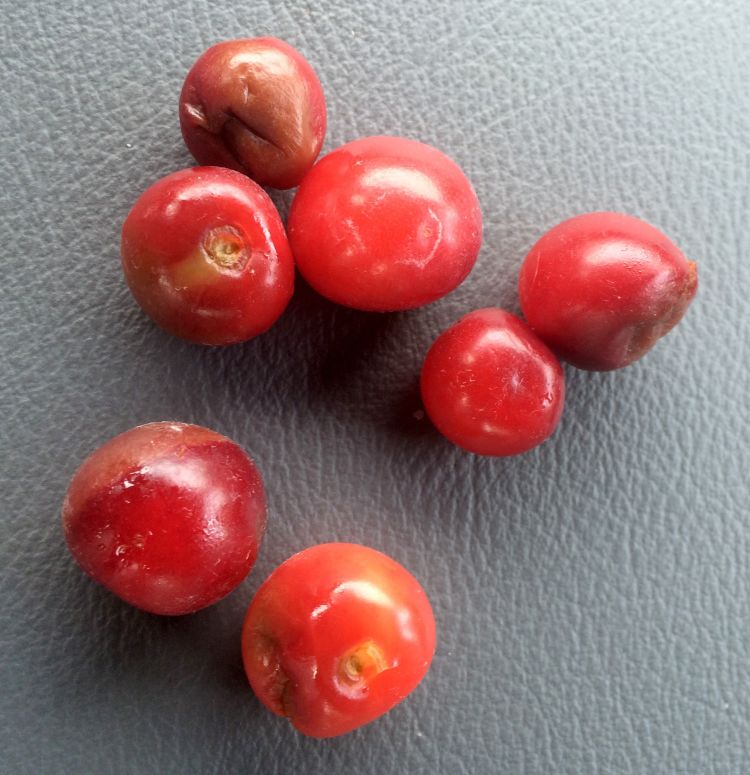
[2,0,749,772]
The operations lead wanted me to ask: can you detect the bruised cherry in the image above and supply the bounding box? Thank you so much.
[179,37,326,190]
[518,212,698,370]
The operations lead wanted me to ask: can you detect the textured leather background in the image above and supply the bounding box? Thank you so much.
[2,1,749,773]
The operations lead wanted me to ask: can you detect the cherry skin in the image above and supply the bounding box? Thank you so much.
[62,422,267,616]
[241,543,436,738]
[287,136,482,311]
[421,309,565,456]
[121,167,294,345]
[179,37,326,190]
[518,212,698,371]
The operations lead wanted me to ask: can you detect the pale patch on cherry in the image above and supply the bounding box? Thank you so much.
[166,225,250,290]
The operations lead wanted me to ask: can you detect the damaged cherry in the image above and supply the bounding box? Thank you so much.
[518,212,698,370]
[179,37,326,189]
[241,543,435,737]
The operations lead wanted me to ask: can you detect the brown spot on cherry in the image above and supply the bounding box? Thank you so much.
[624,261,697,363]
[250,631,294,718]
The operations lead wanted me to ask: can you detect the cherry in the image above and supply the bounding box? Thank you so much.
[62,422,267,615]
[421,308,565,456]
[242,543,435,737]
[518,212,698,370]
[121,166,294,345]
[179,37,326,190]
[287,135,482,311]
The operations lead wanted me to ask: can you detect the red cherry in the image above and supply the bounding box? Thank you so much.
[421,309,565,456]
[242,543,435,738]
[519,212,698,370]
[288,136,482,311]
[121,167,294,345]
[62,422,266,615]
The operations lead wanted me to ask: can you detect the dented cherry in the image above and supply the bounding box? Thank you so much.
[241,543,435,737]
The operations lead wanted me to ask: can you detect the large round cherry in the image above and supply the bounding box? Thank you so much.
[62,422,267,616]
[121,167,294,345]
[421,309,565,456]
[179,37,326,189]
[518,212,698,370]
[242,543,436,738]
[287,136,482,311]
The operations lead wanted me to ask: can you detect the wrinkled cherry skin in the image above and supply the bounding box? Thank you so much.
[121,167,294,345]
[62,422,267,616]
[242,543,436,738]
[421,309,565,456]
[287,136,482,311]
[518,212,698,371]
[179,37,326,190]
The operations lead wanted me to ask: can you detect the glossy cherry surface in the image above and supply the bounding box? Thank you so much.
[62,422,267,616]
[242,543,436,738]
[518,212,698,370]
[287,135,482,311]
[121,167,294,345]
[179,37,326,189]
[421,308,565,456]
